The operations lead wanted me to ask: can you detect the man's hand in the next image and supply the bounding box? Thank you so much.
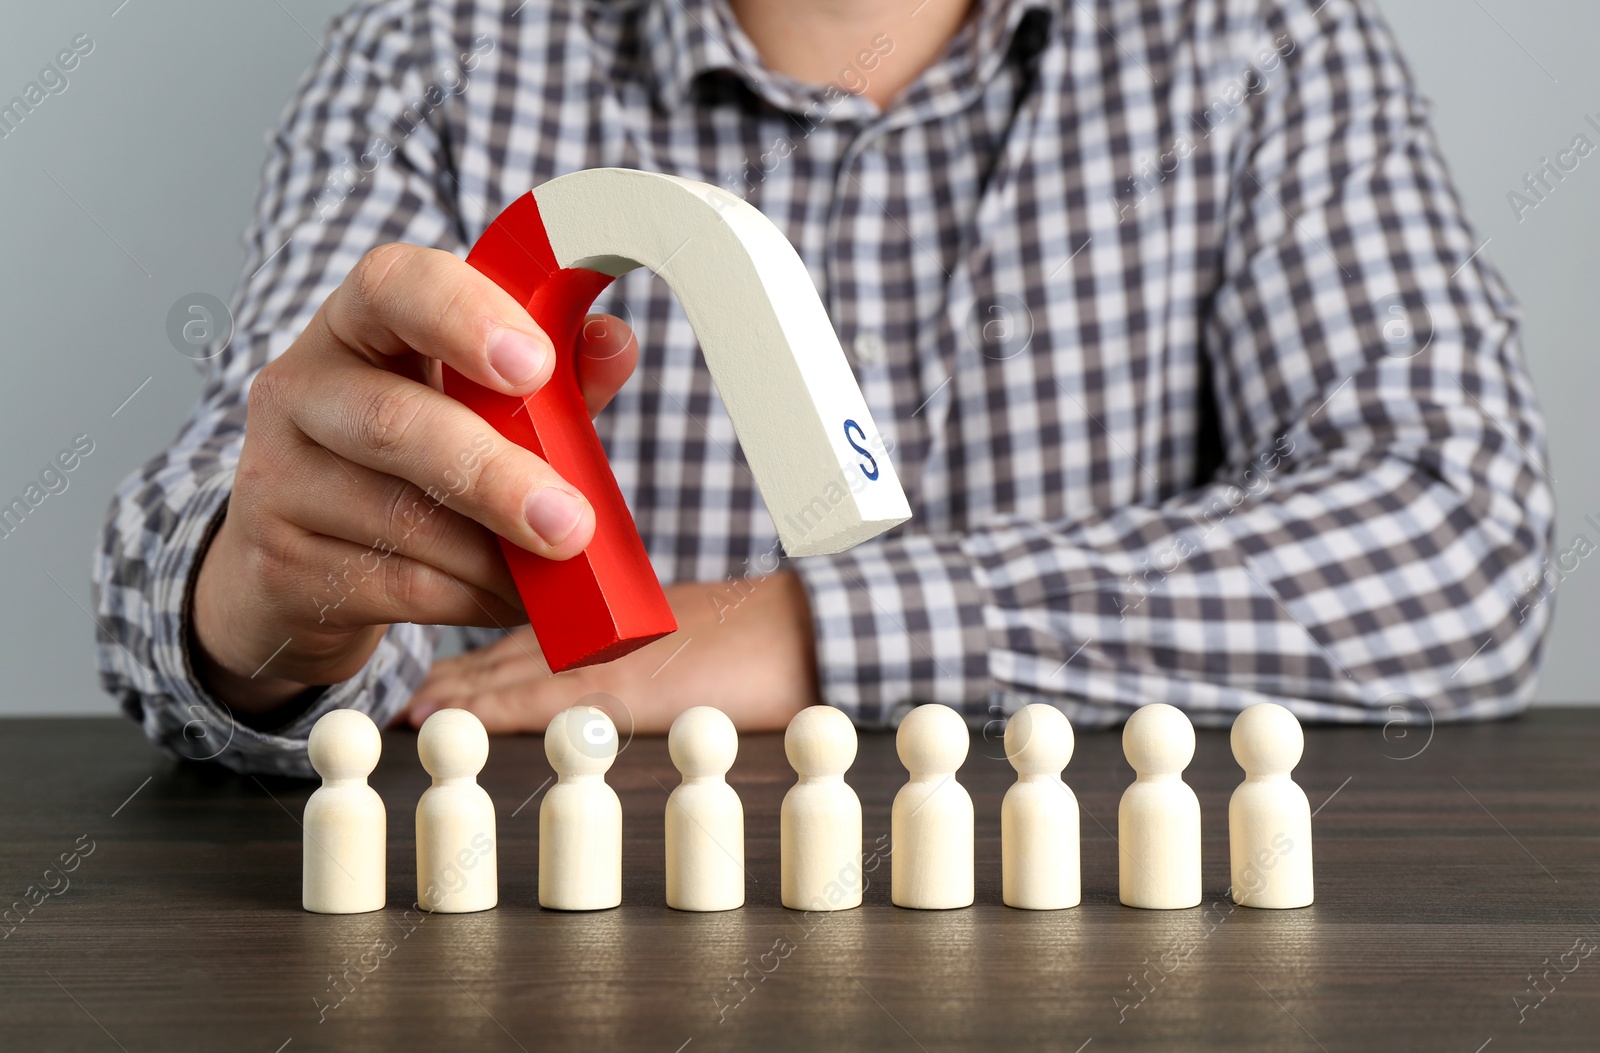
[401,571,819,734]
[191,243,639,713]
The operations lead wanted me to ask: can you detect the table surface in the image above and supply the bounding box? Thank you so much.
[1,710,1597,1052]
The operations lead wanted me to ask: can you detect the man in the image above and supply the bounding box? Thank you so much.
[93,0,1553,775]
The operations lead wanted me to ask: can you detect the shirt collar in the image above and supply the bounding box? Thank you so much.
[639,0,763,112]
[640,0,1052,117]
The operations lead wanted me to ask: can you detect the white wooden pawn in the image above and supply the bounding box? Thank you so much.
[1229,703,1314,908]
[540,705,622,910]
[1002,704,1080,910]
[1118,703,1202,909]
[415,709,497,913]
[891,704,973,909]
[781,705,862,911]
[665,706,744,911]
[303,709,386,914]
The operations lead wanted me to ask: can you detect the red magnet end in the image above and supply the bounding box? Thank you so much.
[441,192,676,672]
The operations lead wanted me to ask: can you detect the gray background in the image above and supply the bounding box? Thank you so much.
[0,1,1593,715]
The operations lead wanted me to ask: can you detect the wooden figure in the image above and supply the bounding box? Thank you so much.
[415,709,497,913]
[891,704,973,909]
[303,709,385,914]
[781,705,863,911]
[440,168,913,671]
[1002,704,1080,910]
[1229,702,1314,908]
[1118,703,1202,910]
[540,705,622,910]
[665,706,744,911]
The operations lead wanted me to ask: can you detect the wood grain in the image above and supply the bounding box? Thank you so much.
[0,710,1596,1051]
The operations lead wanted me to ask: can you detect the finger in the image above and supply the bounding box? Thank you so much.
[289,532,524,642]
[575,314,639,418]
[466,621,549,664]
[321,243,556,396]
[409,679,577,734]
[270,446,521,610]
[408,630,539,708]
[257,353,596,559]
[405,629,563,731]
[413,633,549,707]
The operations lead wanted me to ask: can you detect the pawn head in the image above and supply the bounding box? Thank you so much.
[668,706,738,779]
[1122,703,1195,776]
[785,705,857,778]
[307,709,381,781]
[417,708,489,780]
[895,703,968,775]
[1004,703,1074,776]
[545,704,618,776]
[1231,702,1303,776]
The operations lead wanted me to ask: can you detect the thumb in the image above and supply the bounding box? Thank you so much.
[575,313,639,418]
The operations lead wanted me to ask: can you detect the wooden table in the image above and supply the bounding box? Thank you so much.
[1,710,1596,1051]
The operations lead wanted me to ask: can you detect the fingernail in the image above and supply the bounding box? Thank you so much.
[488,328,550,388]
[408,701,439,728]
[524,486,586,547]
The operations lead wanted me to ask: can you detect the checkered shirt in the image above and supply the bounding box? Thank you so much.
[91,0,1555,775]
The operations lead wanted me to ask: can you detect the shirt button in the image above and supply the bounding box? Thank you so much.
[853,330,887,365]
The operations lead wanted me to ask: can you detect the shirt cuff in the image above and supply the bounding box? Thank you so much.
[136,470,431,778]
[791,532,994,728]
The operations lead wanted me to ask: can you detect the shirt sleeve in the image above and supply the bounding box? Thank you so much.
[90,2,475,775]
[794,0,1556,732]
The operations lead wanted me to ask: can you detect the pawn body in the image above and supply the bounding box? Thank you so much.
[892,704,973,909]
[540,705,622,910]
[1229,703,1314,908]
[416,709,497,913]
[1119,704,1201,909]
[665,707,744,911]
[1002,704,1080,909]
[781,705,862,911]
[303,710,386,914]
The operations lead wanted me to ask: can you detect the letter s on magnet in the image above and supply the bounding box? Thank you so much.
[844,419,879,481]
